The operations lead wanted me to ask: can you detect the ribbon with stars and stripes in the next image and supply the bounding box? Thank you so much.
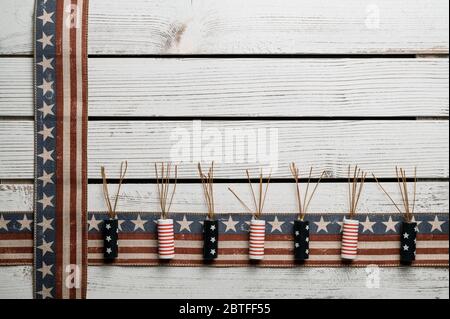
[1,213,448,267]
[34,0,89,299]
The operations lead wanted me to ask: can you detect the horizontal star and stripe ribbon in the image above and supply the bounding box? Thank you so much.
[1,213,448,267]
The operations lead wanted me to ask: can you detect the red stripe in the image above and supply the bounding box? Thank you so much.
[0,233,33,240]
[159,251,175,255]
[158,227,174,231]
[250,237,265,241]
[80,0,89,299]
[87,259,450,267]
[54,0,65,299]
[158,235,174,238]
[158,232,174,235]
[158,246,175,250]
[158,243,175,247]
[69,0,79,300]
[158,238,175,243]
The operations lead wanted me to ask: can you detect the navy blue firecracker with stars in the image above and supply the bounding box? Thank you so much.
[294,220,310,260]
[103,219,119,259]
[400,222,417,263]
[203,220,219,260]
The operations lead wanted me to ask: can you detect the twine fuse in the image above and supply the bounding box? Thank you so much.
[290,163,325,261]
[154,163,178,260]
[373,166,418,264]
[198,163,219,260]
[228,169,272,261]
[341,165,366,261]
[100,161,127,260]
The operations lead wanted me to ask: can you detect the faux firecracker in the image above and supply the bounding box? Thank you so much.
[373,167,418,264]
[155,163,178,260]
[341,165,367,261]
[341,217,360,260]
[290,163,325,261]
[400,222,417,263]
[198,162,219,260]
[100,161,128,260]
[248,219,266,260]
[157,218,175,259]
[103,219,119,259]
[229,169,272,260]
[293,220,309,260]
[203,220,219,260]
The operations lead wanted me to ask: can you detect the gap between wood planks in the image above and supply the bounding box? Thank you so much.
[2,53,448,58]
[0,53,426,58]
[1,178,448,185]
[1,117,449,122]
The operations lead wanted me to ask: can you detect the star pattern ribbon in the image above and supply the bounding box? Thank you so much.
[2,212,447,267]
[34,0,89,299]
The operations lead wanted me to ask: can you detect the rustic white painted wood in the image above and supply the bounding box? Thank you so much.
[0,266,448,299]
[1,0,448,55]
[0,120,448,179]
[0,58,448,117]
[0,0,448,301]
[0,182,448,214]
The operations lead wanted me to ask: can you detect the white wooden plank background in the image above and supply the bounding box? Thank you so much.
[0,182,448,214]
[0,0,448,55]
[0,120,448,179]
[0,58,448,117]
[0,0,448,300]
[0,266,448,299]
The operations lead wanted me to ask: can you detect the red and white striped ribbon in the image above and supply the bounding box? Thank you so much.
[157,219,175,259]
[341,218,359,260]
[249,219,266,260]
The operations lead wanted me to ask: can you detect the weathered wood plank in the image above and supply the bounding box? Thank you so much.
[0,58,448,117]
[0,120,448,179]
[0,266,448,299]
[0,0,448,55]
[0,182,448,214]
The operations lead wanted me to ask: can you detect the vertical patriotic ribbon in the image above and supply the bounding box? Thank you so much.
[34,0,88,299]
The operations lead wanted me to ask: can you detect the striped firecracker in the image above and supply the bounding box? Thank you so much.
[157,219,175,259]
[249,219,266,260]
[341,217,359,260]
